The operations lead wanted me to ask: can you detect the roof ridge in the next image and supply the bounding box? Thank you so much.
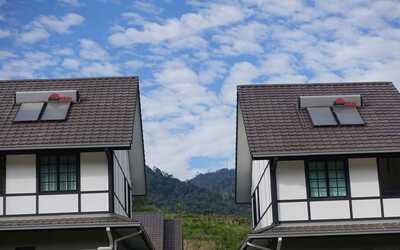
[237,81,393,88]
[0,76,139,83]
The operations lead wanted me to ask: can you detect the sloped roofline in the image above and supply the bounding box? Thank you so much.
[237,81,392,88]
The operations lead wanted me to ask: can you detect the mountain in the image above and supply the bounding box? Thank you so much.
[189,168,235,200]
[136,166,249,217]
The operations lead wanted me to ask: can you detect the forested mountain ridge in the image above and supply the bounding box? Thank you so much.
[136,166,249,217]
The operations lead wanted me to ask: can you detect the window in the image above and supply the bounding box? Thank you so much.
[307,160,347,198]
[379,157,400,197]
[38,154,78,192]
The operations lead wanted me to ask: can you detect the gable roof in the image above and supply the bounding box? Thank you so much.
[0,76,140,151]
[237,82,400,158]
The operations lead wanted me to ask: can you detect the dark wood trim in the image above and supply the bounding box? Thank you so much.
[0,211,110,218]
[254,155,400,232]
[110,150,132,217]
[345,159,353,219]
[376,157,385,217]
[2,156,6,216]
[255,152,400,161]
[270,158,279,225]
[0,147,128,155]
[106,149,114,214]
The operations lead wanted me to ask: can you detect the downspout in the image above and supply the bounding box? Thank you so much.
[114,230,143,250]
[246,242,272,250]
[97,227,145,250]
[97,227,113,250]
[276,237,283,250]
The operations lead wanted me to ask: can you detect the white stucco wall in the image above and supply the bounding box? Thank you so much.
[81,193,109,212]
[278,202,308,221]
[352,199,381,218]
[310,200,350,220]
[80,152,109,192]
[39,194,78,214]
[383,198,400,217]
[236,106,252,203]
[349,158,380,197]
[6,195,36,215]
[277,160,307,200]
[6,154,36,194]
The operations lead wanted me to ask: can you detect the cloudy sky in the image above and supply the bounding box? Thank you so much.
[0,0,400,179]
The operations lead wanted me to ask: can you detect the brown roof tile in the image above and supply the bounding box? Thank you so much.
[132,212,164,250]
[164,219,183,250]
[0,76,139,150]
[237,82,400,157]
[0,213,139,230]
[249,220,400,238]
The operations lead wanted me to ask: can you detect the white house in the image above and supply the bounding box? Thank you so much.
[236,82,400,250]
[0,77,181,250]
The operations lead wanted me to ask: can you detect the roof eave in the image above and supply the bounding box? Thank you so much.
[0,143,131,152]
[252,149,400,159]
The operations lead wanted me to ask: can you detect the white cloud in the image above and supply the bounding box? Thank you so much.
[122,12,147,25]
[133,0,163,15]
[16,13,84,44]
[109,4,245,46]
[17,28,49,44]
[53,47,74,56]
[213,21,268,55]
[62,58,80,70]
[0,29,10,38]
[38,13,85,33]
[141,59,234,179]
[0,50,15,59]
[0,52,57,79]
[220,61,260,104]
[124,60,144,70]
[58,0,81,6]
[81,62,120,76]
[79,39,109,61]
[167,36,209,50]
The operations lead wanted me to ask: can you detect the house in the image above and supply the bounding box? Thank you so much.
[235,82,400,250]
[0,76,182,250]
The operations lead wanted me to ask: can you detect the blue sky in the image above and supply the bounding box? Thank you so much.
[0,0,400,179]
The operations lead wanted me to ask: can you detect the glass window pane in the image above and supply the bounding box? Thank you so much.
[15,102,44,122]
[332,106,364,125]
[307,107,338,126]
[59,154,77,191]
[308,160,347,198]
[39,155,57,192]
[41,102,71,121]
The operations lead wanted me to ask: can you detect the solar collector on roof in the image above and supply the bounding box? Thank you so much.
[332,106,364,125]
[41,101,71,121]
[14,102,44,122]
[307,107,338,126]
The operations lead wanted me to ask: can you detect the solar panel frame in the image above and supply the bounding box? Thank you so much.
[40,101,71,121]
[332,106,365,125]
[307,107,338,126]
[14,102,45,122]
